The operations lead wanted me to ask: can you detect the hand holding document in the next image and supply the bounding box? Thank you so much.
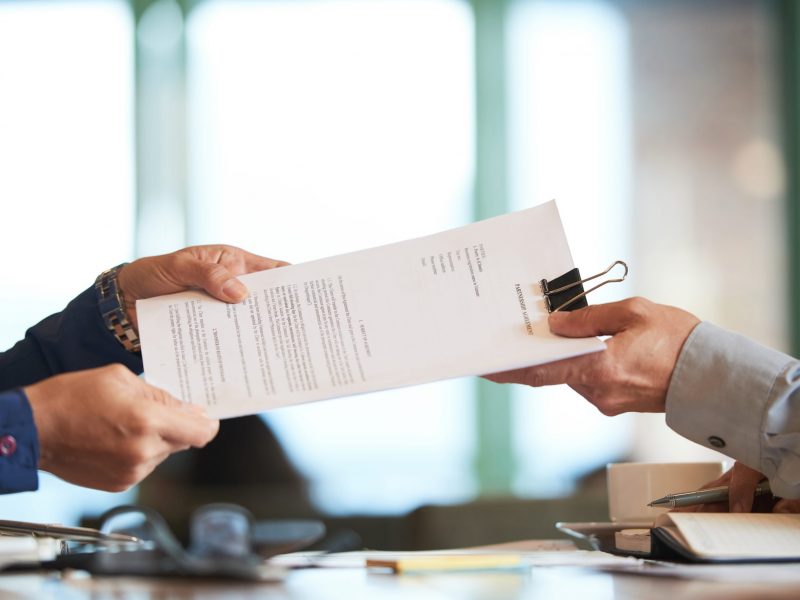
[138,201,605,418]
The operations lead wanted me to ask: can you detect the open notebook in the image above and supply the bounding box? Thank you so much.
[616,513,800,563]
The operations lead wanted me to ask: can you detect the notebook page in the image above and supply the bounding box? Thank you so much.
[667,513,800,559]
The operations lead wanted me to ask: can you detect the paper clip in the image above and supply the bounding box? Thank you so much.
[540,260,628,313]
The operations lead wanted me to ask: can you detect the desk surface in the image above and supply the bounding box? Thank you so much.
[3,566,800,600]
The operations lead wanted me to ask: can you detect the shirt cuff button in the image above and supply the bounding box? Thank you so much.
[708,435,726,449]
[0,435,17,456]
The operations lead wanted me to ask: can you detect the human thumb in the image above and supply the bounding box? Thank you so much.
[179,258,248,303]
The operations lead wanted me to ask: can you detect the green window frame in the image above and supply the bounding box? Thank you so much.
[130,0,800,498]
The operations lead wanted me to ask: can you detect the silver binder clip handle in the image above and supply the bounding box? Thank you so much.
[541,260,628,313]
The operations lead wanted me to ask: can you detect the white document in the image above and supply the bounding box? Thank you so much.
[138,201,605,418]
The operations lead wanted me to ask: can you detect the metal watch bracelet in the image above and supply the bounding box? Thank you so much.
[94,263,141,353]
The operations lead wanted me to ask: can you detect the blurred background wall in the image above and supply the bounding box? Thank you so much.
[0,0,795,544]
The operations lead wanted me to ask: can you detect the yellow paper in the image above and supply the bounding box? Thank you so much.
[366,554,523,573]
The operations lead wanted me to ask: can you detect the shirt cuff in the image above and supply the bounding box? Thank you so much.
[0,389,39,494]
[665,322,794,476]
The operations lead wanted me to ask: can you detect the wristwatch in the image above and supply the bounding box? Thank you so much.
[94,263,141,353]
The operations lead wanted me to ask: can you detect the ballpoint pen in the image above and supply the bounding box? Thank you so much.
[648,480,773,509]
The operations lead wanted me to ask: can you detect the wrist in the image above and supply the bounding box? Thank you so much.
[0,388,42,492]
[22,382,51,471]
[95,263,141,353]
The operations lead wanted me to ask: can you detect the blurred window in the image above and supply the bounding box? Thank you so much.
[0,0,786,520]
[0,0,136,521]
[507,0,635,495]
[614,0,786,463]
[510,0,783,493]
[185,0,476,514]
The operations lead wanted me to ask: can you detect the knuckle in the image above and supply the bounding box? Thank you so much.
[592,391,621,416]
[104,363,131,379]
[524,368,549,387]
[200,421,220,444]
[625,297,652,319]
[167,251,189,273]
[601,362,625,387]
[204,263,230,284]
[575,358,604,387]
[116,470,141,489]
[131,463,154,484]
[217,243,240,255]
[576,305,595,323]
[591,392,611,415]
[126,409,158,437]
[574,366,595,388]
[108,479,134,493]
[107,463,139,489]
[597,403,621,417]
[121,443,151,468]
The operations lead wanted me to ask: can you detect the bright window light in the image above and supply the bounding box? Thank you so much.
[0,1,136,521]
[507,0,634,495]
[186,0,475,513]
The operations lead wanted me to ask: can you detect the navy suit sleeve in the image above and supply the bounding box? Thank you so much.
[0,286,143,391]
[0,390,39,493]
[0,285,143,494]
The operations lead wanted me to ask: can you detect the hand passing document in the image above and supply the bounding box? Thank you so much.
[138,201,604,418]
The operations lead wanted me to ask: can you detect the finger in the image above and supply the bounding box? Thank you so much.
[143,381,213,420]
[728,464,765,513]
[695,501,728,513]
[484,352,601,388]
[696,470,733,491]
[672,501,727,513]
[131,452,179,488]
[139,383,219,446]
[548,299,645,338]
[223,247,290,273]
[670,470,733,513]
[171,254,250,302]
[191,245,289,276]
[155,405,220,448]
[141,381,188,408]
[179,247,289,302]
[773,499,800,514]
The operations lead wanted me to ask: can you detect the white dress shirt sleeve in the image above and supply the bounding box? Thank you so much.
[665,322,800,499]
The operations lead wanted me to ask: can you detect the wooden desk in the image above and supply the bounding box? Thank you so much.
[2,566,799,599]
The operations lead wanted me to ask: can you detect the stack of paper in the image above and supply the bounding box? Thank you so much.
[139,201,604,417]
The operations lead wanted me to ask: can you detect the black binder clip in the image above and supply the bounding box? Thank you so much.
[540,260,628,313]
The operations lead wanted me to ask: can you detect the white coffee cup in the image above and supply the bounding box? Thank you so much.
[606,462,725,523]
